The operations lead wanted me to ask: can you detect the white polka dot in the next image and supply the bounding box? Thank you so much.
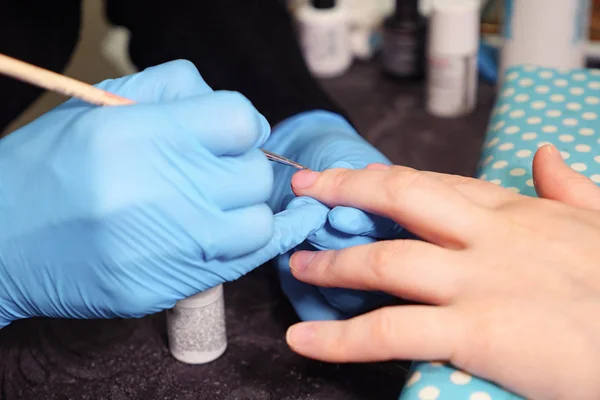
[573,73,587,81]
[490,179,502,185]
[516,149,532,158]
[535,85,550,94]
[563,118,578,126]
[526,179,534,187]
[502,87,516,97]
[570,87,585,95]
[498,104,510,114]
[537,141,552,147]
[449,370,472,385]
[576,144,591,152]
[551,94,565,102]
[507,187,521,193]
[586,96,600,104]
[486,137,500,148]
[561,151,571,160]
[510,110,525,118]
[583,112,598,120]
[572,163,588,172]
[539,70,553,79]
[567,102,582,111]
[542,125,558,133]
[510,168,527,176]
[554,78,568,87]
[580,128,594,136]
[527,116,542,124]
[592,70,600,76]
[557,67,570,73]
[498,142,514,150]
[492,121,505,131]
[559,134,575,142]
[595,155,600,163]
[493,160,508,169]
[591,175,600,183]
[418,386,440,400]
[589,81,600,89]
[515,94,530,102]
[429,362,443,367]
[519,78,534,87]
[469,392,492,400]
[504,126,520,134]
[523,64,537,72]
[522,132,537,140]
[545,110,561,118]
[506,71,519,81]
[531,101,546,109]
[479,174,487,180]
[406,371,421,387]
[482,155,493,166]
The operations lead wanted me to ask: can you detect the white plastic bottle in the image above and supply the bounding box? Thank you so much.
[296,0,353,78]
[426,0,480,118]
[499,0,591,86]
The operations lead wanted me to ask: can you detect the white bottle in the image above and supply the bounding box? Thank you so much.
[296,0,353,78]
[426,0,480,118]
[499,0,591,86]
[166,285,228,364]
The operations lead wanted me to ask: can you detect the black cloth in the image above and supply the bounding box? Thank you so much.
[0,0,343,133]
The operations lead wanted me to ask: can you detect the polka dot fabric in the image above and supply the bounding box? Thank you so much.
[399,64,600,400]
[399,362,522,400]
[479,65,600,192]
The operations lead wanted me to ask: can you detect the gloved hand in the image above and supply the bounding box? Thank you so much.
[0,60,328,328]
[263,110,401,321]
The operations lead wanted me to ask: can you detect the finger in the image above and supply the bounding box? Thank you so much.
[290,240,464,304]
[291,167,490,247]
[97,60,213,102]
[307,221,377,250]
[208,203,274,260]
[369,164,520,208]
[533,144,600,210]
[328,206,404,239]
[205,149,274,211]
[162,91,270,156]
[276,247,346,321]
[286,305,462,363]
[197,199,330,290]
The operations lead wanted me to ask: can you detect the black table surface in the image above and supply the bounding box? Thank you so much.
[0,62,496,400]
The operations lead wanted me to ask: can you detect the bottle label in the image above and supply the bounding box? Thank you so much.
[299,22,350,73]
[381,32,421,76]
[427,54,477,116]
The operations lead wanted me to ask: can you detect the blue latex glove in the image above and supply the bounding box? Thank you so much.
[0,60,329,328]
[264,111,402,321]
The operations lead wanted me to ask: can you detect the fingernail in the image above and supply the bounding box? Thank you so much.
[287,323,316,349]
[290,251,316,272]
[546,144,558,157]
[292,170,320,189]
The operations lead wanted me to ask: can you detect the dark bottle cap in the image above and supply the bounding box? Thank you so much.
[394,0,420,20]
[312,0,336,9]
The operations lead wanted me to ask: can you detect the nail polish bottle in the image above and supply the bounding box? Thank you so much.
[381,0,427,79]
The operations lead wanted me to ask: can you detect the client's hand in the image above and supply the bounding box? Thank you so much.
[284,145,600,400]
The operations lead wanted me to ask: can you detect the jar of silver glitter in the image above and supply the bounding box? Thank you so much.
[166,284,227,364]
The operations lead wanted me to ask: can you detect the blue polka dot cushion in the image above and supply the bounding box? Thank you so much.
[398,64,600,400]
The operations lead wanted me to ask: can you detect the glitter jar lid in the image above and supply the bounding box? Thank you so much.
[175,284,223,309]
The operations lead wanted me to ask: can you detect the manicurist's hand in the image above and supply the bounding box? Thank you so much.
[284,145,600,400]
[0,60,327,328]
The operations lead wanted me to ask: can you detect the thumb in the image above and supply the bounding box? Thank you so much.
[533,144,600,210]
[95,60,213,103]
